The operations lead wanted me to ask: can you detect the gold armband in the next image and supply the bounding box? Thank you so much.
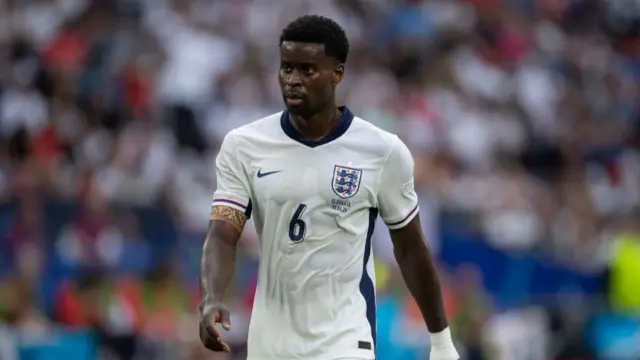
[210,205,247,232]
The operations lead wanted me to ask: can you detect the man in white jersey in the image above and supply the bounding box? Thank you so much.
[198,15,459,360]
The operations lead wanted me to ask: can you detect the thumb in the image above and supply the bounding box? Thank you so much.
[220,308,231,331]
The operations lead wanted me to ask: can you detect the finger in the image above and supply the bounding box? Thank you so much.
[200,327,222,350]
[219,309,232,331]
[205,323,220,340]
[210,310,223,326]
[220,340,231,352]
[210,309,232,331]
[203,335,230,352]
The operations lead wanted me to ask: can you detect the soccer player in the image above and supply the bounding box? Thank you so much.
[198,15,459,360]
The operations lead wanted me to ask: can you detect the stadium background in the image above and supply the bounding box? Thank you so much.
[0,0,639,359]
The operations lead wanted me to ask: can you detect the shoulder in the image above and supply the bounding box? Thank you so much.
[217,112,283,164]
[348,116,405,160]
[348,116,413,173]
[223,111,284,142]
[219,111,284,156]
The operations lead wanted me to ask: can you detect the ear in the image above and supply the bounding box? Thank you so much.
[332,64,345,85]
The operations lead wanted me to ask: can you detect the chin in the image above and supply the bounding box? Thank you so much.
[286,104,310,116]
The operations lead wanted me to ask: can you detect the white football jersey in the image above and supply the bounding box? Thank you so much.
[212,107,419,360]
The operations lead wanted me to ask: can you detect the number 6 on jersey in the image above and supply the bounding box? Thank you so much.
[288,204,307,242]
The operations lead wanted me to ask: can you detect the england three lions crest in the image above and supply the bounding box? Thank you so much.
[332,165,363,199]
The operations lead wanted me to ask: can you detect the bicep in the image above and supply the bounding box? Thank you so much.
[389,215,430,256]
[207,205,247,246]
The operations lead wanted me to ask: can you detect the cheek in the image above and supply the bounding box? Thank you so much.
[278,71,290,84]
[322,86,334,100]
[309,88,328,102]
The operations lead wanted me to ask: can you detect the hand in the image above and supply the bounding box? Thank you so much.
[429,344,459,360]
[199,301,232,352]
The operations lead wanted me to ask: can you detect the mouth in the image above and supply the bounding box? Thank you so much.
[284,93,305,106]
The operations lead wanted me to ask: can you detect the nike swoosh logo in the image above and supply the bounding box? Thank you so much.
[257,169,282,178]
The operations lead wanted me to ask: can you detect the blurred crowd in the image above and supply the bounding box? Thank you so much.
[0,0,639,359]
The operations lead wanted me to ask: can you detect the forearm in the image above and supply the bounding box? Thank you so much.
[394,244,448,333]
[199,231,237,304]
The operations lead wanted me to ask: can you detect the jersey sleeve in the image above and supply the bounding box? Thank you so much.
[212,132,253,218]
[377,137,419,230]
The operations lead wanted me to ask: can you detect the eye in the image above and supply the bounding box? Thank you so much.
[301,65,314,74]
[281,64,293,73]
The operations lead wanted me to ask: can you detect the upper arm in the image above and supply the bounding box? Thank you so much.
[209,132,252,238]
[377,137,428,251]
[389,216,427,256]
[377,137,419,230]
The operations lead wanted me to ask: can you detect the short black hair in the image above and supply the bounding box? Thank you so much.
[279,15,349,63]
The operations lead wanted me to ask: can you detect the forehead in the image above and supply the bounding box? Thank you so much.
[280,41,328,63]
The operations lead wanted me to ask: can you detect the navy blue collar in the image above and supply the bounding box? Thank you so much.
[280,106,354,148]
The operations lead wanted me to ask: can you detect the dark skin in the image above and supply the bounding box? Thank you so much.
[279,41,343,140]
[199,220,241,352]
[390,215,450,333]
[199,41,449,353]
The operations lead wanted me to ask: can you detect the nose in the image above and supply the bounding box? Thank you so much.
[286,70,302,86]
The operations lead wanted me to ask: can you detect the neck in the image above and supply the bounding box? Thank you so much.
[289,103,340,141]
